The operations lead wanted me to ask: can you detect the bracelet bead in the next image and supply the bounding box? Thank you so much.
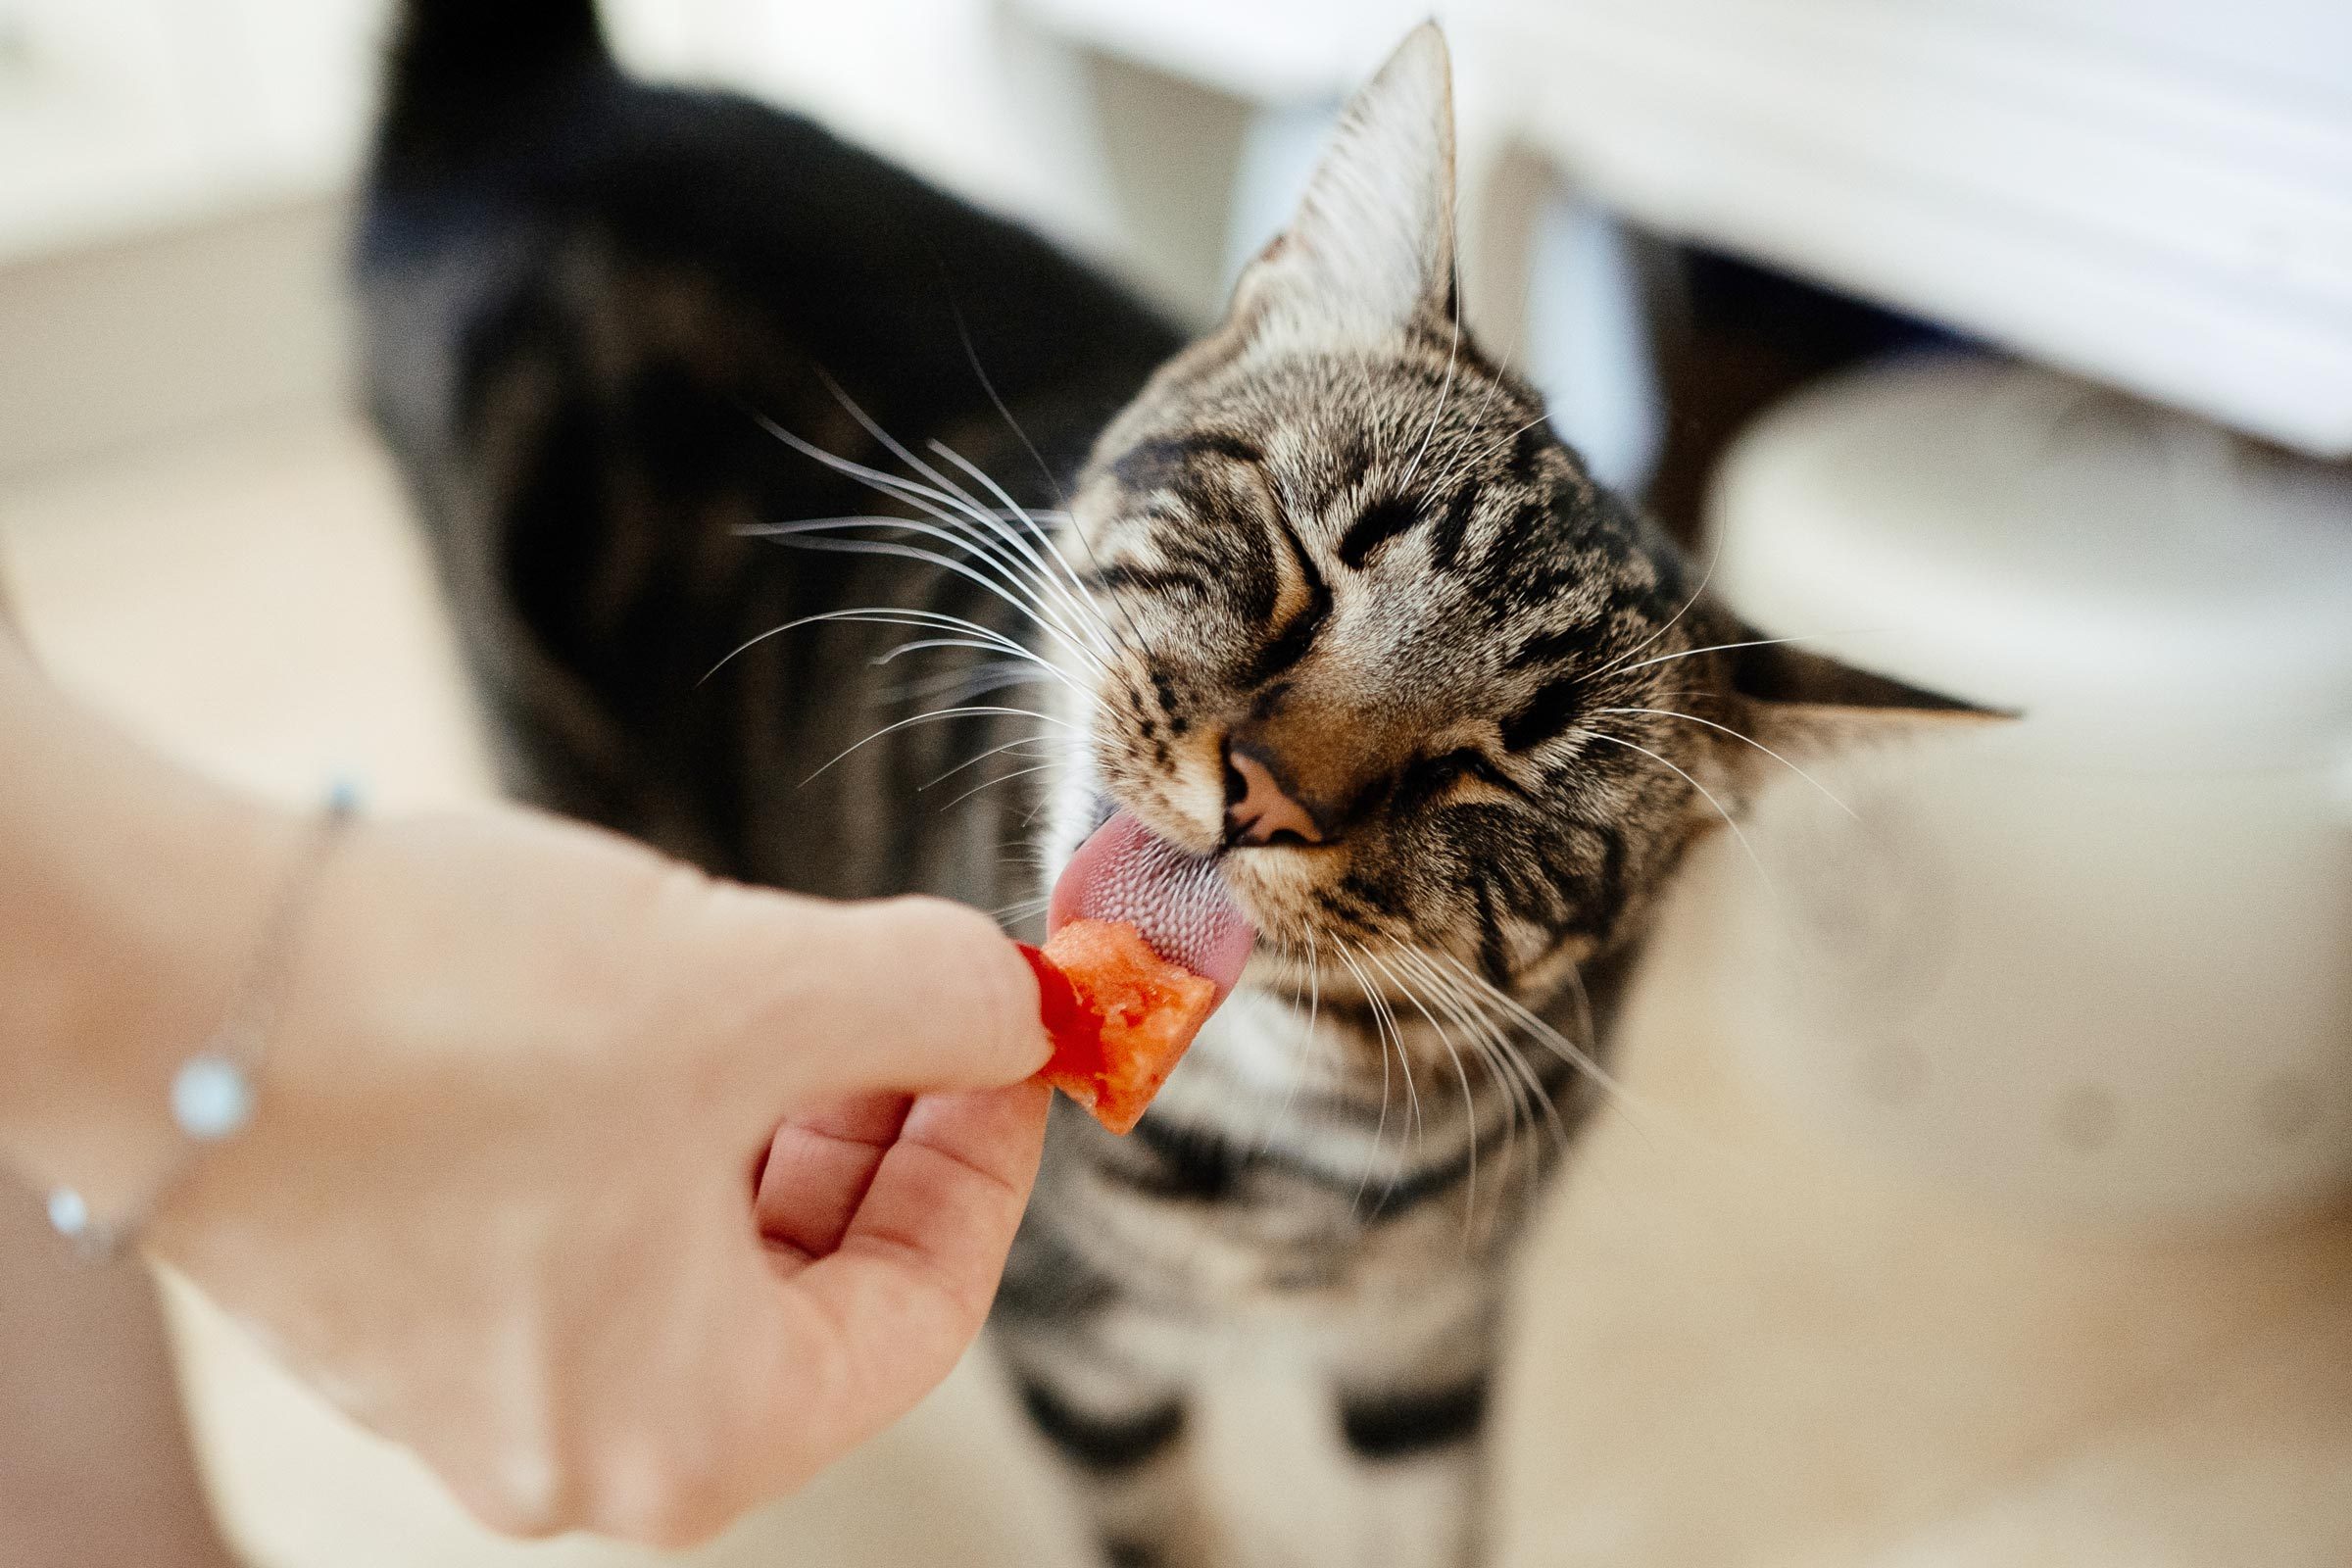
[172,1054,256,1142]
[41,777,357,1258]
[45,1187,91,1243]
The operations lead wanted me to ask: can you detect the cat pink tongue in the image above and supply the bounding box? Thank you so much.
[1050,809,1255,1002]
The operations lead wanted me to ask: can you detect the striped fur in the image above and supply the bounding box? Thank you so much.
[361,10,1984,1565]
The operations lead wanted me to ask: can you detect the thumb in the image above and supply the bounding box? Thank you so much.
[724,892,1049,1104]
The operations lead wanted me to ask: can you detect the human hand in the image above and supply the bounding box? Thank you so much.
[143,807,1050,1546]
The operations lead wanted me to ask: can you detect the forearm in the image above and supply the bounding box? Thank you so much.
[0,632,296,1217]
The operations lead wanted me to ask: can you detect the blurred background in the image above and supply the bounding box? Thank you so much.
[2,1,2349,1565]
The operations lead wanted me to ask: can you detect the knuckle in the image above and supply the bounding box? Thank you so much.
[593,1450,735,1548]
[461,1448,582,1540]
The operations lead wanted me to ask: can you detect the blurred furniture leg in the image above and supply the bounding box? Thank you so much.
[0,1181,237,1568]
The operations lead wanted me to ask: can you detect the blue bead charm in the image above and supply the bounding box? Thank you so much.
[172,1054,255,1142]
[42,781,349,1266]
[46,1187,90,1241]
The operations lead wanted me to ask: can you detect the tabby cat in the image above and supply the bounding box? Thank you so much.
[361,5,1980,1564]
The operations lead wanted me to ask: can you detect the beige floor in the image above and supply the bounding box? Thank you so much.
[6,413,2352,1567]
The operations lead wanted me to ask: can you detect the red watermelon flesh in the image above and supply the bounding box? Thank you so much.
[1020,920,1218,1135]
[1025,808,1254,1134]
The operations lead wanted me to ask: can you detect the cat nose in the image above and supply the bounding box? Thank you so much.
[1224,742,1327,848]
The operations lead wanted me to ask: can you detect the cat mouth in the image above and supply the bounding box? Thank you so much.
[1051,808,1256,1003]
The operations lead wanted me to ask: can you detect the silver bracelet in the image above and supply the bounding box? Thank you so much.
[47,780,360,1260]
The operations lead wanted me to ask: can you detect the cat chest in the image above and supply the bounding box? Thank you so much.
[1041,1109,1521,1312]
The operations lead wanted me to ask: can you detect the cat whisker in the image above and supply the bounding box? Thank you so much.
[1391,945,1570,1164]
[1426,263,1538,500]
[1595,531,1723,680]
[1388,945,1537,1147]
[1549,953,1600,1095]
[809,371,1045,559]
[918,733,1061,790]
[874,641,1075,699]
[858,429,1120,666]
[887,660,1062,707]
[1594,705,1858,819]
[996,852,1059,900]
[1578,725,1774,896]
[814,369,998,515]
[699,605,1070,687]
[1268,924,1325,1150]
[942,301,1160,664]
[993,894,1051,924]
[1330,939,1409,1209]
[938,760,1059,812]
[1461,411,1550,476]
[753,429,1067,625]
[740,502,1102,663]
[1424,368,1509,502]
[763,386,1076,617]
[1607,633,1811,679]
[1420,947,1650,1138]
[1396,304,1463,495]
[1364,947,1424,1152]
[943,284,1067,512]
[1361,943,1482,1237]
[747,524,1109,677]
[926,438,1128,661]
[800,704,1079,789]
[1388,952,1521,1195]
[750,414,1110,662]
[875,636,1075,682]
[1469,1015,1550,1209]
[738,506,1057,605]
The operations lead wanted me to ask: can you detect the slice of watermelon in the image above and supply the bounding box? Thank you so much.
[1020,919,1218,1135]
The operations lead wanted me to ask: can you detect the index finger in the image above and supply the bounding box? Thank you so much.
[743,894,1051,1104]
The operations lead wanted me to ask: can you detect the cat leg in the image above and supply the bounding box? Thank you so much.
[1169,1285,1500,1568]
[994,1318,1207,1568]
[996,1312,1499,1568]
[1319,1369,1493,1568]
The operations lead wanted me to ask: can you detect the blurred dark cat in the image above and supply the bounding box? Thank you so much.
[362,6,1981,1562]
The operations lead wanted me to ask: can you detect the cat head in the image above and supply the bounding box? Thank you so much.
[1053,24,1985,1011]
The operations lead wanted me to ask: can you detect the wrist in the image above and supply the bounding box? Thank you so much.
[0,639,303,1222]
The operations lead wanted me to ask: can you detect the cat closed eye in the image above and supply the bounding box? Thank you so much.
[1401,749,1523,807]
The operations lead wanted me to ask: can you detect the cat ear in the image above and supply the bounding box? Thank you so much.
[1724,631,2013,760]
[1232,23,1458,347]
